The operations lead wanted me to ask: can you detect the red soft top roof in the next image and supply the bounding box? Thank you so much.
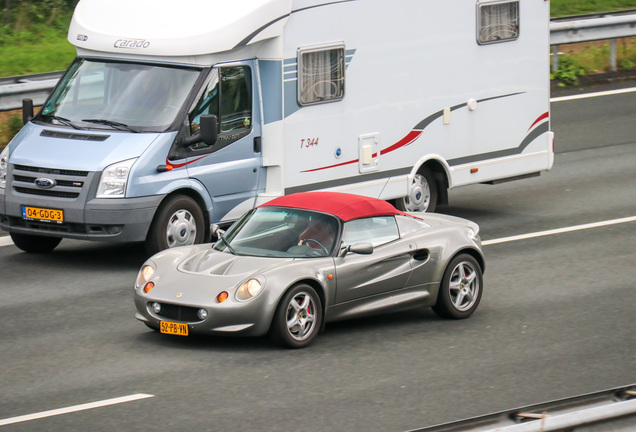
[260,192,411,222]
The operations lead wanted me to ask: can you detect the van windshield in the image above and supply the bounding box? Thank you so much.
[37,58,202,133]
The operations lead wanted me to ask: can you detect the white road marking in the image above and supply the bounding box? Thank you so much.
[0,236,13,247]
[482,216,636,246]
[550,86,636,103]
[0,394,154,426]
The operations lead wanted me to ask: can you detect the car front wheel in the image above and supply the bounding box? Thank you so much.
[271,284,322,349]
[433,254,483,319]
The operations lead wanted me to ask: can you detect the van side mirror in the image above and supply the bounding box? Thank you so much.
[210,223,225,241]
[199,114,218,146]
[22,98,34,125]
[340,242,374,257]
[183,114,218,146]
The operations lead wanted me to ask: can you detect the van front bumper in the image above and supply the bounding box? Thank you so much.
[0,189,164,243]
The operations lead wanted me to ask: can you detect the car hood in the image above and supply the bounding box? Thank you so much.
[177,247,293,277]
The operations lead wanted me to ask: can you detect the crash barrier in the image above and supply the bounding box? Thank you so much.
[408,384,636,432]
[550,10,636,73]
[0,71,61,112]
[1,11,636,111]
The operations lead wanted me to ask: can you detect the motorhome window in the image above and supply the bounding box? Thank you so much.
[39,59,201,133]
[189,66,252,136]
[298,46,345,106]
[477,1,519,44]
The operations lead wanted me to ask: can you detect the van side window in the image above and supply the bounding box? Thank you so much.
[342,216,399,247]
[189,65,252,138]
[477,0,519,45]
[220,66,252,133]
[297,45,345,106]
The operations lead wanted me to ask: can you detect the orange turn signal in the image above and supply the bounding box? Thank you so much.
[143,282,154,293]
[217,291,229,303]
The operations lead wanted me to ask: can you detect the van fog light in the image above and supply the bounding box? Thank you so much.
[198,309,208,320]
[151,302,161,314]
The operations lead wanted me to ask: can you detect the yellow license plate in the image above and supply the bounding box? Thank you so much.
[160,321,189,336]
[22,206,64,223]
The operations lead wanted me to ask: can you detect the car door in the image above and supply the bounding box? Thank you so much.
[334,216,415,304]
[184,62,263,223]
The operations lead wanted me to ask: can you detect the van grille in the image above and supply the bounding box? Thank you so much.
[11,164,89,199]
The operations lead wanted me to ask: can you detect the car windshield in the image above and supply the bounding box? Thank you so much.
[214,207,340,258]
[36,58,202,133]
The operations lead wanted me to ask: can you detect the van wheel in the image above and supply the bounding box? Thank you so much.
[145,195,205,255]
[396,168,437,213]
[10,233,61,253]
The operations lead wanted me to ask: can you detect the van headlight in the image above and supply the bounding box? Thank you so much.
[0,146,9,189]
[96,158,137,198]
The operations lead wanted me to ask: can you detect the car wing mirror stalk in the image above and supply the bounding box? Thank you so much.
[210,223,225,241]
[340,242,374,257]
[182,114,218,147]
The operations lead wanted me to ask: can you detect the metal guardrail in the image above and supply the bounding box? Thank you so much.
[409,384,636,432]
[550,12,636,72]
[1,11,635,112]
[0,71,62,112]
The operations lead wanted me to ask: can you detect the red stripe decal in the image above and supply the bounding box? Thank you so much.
[301,130,422,173]
[166,155,207,169]
[381,130,422,155]
[528,112,549,131]
[301,158,359,173]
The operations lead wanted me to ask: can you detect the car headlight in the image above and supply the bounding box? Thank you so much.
[236,278,263,301]
[136,263,155,288]
[96,158,137,198]
[0,145,9,189]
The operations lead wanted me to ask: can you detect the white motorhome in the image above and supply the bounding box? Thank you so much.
[0,0,553,254]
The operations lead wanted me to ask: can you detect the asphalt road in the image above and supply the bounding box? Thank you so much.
[1,83,635,431]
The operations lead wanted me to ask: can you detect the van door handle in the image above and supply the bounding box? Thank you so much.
[254,136,262,153]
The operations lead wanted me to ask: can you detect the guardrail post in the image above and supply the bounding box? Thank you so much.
[609,38,617,72]
[552,45,559,72]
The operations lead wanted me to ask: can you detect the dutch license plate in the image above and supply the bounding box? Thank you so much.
[22,206,64,223]
[160,321,189,336]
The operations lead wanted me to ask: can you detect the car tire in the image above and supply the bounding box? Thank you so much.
[433,254,483,319]
[395,167,437,213]
[145,195,205,256]
[271,284,322,349]
[10,232,61,253]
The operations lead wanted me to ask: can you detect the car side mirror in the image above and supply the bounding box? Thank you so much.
[183,114,218,146]
[340,242,374,256]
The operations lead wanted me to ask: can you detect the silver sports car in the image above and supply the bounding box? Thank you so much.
[134,192,485,348]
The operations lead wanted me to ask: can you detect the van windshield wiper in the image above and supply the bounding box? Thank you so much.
[40,114,81,130]
[82,118,139,133]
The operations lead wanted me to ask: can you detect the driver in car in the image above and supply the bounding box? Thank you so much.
[297,219,336,253]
